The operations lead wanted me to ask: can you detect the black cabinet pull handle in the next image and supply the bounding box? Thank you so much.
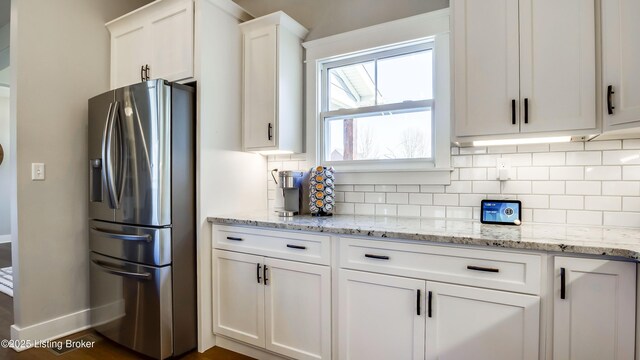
[428,291,433,318]
[286,244,306,250]
[467,265,500,273]
[145,64,150,80]
[364,254,390,260]
[560,267,566,299]
[607,85,615,115]
[417,289,421,316]
[226,236,243,241]
[141,65,145,82]
[257,263,262,284]
[511,99,516,125]
[268,123,273,140]
[264,265,269,285]
[524,98,529,124]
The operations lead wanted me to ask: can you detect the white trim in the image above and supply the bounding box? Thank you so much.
[0,235,10,244]
[304,9,451,184]
[216,335,289,360]
[10,308,91,351]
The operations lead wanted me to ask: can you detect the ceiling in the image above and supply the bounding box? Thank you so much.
[0,0,9,28]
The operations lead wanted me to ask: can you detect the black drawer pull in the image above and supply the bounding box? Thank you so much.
[264,265,269,285]
[257,263,262,284]
[560,267,566,299]
[607,85,615,115]
[286,244,307,250]
[226,236,243,241]
[417,289,421,316]
[467,265,500,273]
[511,99,516,125]
[365,254,390,260]
[428,291,433,318]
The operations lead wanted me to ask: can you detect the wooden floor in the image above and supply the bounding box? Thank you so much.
[0,242,253,359]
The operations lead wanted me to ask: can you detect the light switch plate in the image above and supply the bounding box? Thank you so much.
[32,163,45,181]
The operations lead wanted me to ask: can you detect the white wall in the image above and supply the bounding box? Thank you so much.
[233,0,449,40]
[9,0,151,338]
[0,23,8,71]
[0,87,9,237]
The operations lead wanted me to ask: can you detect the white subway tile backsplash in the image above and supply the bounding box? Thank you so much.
[459,168,487,181]
[446,181,472,193]
[550,142,584,151]
[398,205,421,217]
[518,143,550,153]
[450,168,460,181]
[522,209,533,222]
[420,206,446,218]
[567,210,602,225]
[623,139,640,149]
[517,167,550,180]
[345,192,365,203]
[290,153,307,161]
[354,203,375,215]
[585,140,622,150]
[335,203,354,215]
[623,166,640,180]
[421,185,445,193]
[376,204,397,216]
[603,212,640,227]
[584,166,622,180]
[397,185,420,193]
[459,193,486,207]
[452,155,473,167]
[503,181,532,194]
[473,181,501,194]
[335,185,354,192]
[409,193,433,205]
[473,154,500,167]
[518,195,550,209]
[623,197,640,212]
[502,153,532,167]
[354,185,375,192]
[487,145,517,154]
[602,150,640,165]
[375,185,397,192]
[585,196,622,211]
[451,147,460,155]
[565,181,601,195]
[550,167,584,180]
[532,181,564,195]
[334,191,345,202]
[550,195,584,210]
[386,192,409,204]
[365,192,386,204]
[433,194,459,206]
[566,151,601,165]
[460,146,487,154]
[534,209,566,224]
[533,152,565,166]
[602,182,640,196]
[446,207,473,219]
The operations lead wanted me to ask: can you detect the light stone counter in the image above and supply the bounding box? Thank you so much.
[207,212,640,260]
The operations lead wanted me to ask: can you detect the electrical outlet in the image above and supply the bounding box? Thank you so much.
[32,163,45,181]
[496,158,511,180]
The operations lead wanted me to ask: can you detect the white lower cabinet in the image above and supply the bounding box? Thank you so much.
[213,249,331,360]
[553,256,636,360]
[338,269,540,360]
[425,282,539,360]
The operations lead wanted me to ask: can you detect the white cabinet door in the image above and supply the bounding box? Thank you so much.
[453,0,520,137]
[147,0,194,82]
[553,257,636,360]
[212,250,265,348]
[519,0,596,133]
[425,282,539,360]
[110,20,149,89]
[602,0,640,128]
[338,269,426,360]
[264,258,331,360]
[243,26,278,150]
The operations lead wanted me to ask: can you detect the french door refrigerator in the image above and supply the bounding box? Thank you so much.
[88,79,196,359]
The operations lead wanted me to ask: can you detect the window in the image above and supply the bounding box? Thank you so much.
[321,43,434,164]
[304,9,451,184]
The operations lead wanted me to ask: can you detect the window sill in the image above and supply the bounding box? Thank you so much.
[335,168,453,185]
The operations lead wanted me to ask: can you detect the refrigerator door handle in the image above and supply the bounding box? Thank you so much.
[90,227,152,242]
[91,259,151,280]
[104,101,120,209]
[101,102,114,208]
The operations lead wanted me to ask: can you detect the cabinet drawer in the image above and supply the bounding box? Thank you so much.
[213,225,331,265]
[340,237,541,295]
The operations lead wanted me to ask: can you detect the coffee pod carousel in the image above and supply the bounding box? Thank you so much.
[309,166,335,216]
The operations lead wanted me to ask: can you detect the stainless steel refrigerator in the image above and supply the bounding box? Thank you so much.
[88,79,196,359]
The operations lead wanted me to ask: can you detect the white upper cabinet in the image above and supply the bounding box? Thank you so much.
[240,12,308,153]
[602,0,640,131]
[453,0,597,141]
[107,0,194,89]
[553,257,636,360]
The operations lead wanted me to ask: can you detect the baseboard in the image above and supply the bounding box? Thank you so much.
[0,235,11,244]
[10,308,91,352]
[215,336,289,360]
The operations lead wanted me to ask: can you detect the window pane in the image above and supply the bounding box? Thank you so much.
[325,109,432,161]
[377,50,433,104]
[328,61,375,110]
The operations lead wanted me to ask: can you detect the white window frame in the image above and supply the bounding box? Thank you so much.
[303,9,452,185]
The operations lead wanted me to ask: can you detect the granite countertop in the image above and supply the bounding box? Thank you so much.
[207,212,640,260]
